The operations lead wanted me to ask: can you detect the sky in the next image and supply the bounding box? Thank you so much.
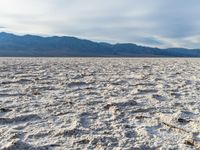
[0,0,200,49]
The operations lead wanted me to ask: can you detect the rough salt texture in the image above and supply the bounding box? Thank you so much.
[0,58,200,150]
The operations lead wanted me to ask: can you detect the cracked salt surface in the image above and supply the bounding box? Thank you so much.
[0,58,200,149]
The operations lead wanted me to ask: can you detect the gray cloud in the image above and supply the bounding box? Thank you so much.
[0,0,199,48]
[150,0,200,39]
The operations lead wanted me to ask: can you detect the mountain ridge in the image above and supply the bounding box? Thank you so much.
[0,32,200,57]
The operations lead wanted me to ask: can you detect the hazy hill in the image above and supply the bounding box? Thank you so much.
[0,32,200,57]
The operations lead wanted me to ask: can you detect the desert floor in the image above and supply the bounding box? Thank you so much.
[0,58,200,150]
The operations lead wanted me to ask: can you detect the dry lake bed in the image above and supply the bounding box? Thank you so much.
[0,58,200,150]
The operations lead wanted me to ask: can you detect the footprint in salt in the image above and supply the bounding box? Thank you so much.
[152,94,166,101]
[79,112,91,128]
[0,114,41,125]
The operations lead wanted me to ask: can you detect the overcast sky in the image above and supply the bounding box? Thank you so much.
[0,0,200,48]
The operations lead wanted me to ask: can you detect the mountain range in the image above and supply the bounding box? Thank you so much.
[0,32,200,57]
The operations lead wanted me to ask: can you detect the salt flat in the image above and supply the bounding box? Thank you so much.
[0,58,200,150]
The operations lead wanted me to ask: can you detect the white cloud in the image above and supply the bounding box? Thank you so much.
[0,0,199,48]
